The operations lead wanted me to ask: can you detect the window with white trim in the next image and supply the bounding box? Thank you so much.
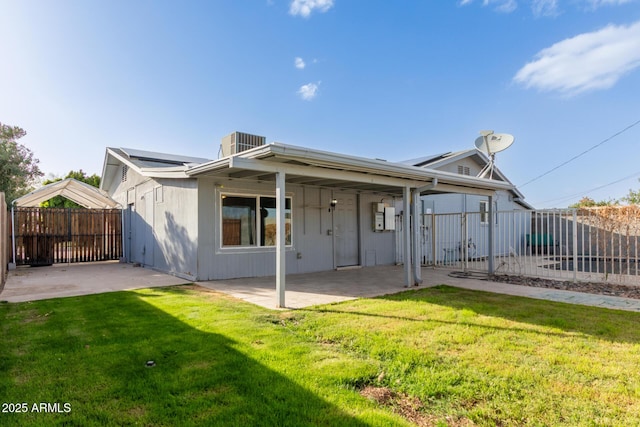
[221,195,292,247]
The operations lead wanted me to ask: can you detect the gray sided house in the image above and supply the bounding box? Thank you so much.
[403,149,533,263]
[100,134,517,306]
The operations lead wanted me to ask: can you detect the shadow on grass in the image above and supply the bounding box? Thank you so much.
[307,285,640,344]
[0,288,371,427]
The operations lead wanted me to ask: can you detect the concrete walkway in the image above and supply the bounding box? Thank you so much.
[0,261,189,303]
[432,270,640,313]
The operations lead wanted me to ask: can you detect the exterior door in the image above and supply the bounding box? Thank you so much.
[143,191,155,266]
[333,192,359,267]
[131,191,154,266]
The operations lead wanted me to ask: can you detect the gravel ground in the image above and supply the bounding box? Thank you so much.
[489,274,640,300]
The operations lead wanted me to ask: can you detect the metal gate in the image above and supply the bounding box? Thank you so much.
[10,207,122,266]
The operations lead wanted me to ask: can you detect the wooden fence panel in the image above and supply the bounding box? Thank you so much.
[9,207,122,265]
[0,193,6,288]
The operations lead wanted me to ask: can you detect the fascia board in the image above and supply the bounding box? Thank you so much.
[263,144,514,191]
[186,158,232,176]
[187,143,514,192]
[228,157,427,188]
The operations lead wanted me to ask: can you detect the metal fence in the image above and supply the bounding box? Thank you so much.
[397,206,640,285]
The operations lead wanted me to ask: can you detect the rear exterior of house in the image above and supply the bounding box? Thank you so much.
[101,134,519,285]
[101,146,398,281]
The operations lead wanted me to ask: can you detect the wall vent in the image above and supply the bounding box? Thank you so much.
[457,165,470,176]
[220,132,266,157]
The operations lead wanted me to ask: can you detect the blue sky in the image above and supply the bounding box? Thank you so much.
[1,0,639,208]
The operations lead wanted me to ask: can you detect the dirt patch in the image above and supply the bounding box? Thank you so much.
[360,386,475,427]
[490,274,640,300]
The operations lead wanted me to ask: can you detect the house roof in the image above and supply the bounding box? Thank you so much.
[101,142,521,199]
[14,178,119,209]
[401,148,533,209]
[186,143,516,197]
[100,147,213,191]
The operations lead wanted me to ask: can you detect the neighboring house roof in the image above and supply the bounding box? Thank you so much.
[401,148,533,209]
[14,178,119,209]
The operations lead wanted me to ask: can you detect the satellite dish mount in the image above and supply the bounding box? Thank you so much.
[474,130,515,179]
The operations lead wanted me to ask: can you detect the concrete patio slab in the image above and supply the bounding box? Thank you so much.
[197,265,414,309]
[198,265,640,312]
[0,261,190,303]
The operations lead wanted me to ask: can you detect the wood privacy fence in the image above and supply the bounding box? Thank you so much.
[9,207,122,266]
[0,193,6,287]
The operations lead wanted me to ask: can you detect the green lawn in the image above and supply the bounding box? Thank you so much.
[2,284,640,426]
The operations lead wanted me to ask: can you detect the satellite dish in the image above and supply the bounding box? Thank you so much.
[474,131,515,179]
[474,133,515,155]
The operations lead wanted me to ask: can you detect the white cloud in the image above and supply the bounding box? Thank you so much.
[458,0,517,12]
[514,21,640,95]
[289,0,334,18]
[297,81,320,100]
[459,0,634,14]
[294,57,306,69]
[532,0,558,16]
[583,0,633,8]
[493,0,518,13]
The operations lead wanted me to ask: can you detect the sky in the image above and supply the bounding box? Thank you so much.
[1,0,639,208]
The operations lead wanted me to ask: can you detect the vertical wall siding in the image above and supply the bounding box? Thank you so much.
[113,168,199,280]
[196,178,399,280]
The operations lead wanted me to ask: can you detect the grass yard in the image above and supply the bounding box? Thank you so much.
[2,284,640,426]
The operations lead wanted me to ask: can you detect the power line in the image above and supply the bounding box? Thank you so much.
[519,118,640,188]
[532,170,640,206]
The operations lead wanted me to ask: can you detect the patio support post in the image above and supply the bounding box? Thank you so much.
[572,209,578,283]
[275,171,286,308]
[412,189,422,285]
[488,194,495,274]
[403,186,413,287]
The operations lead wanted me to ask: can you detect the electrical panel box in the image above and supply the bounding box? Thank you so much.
[372,203,384,231]
[373,213,384,230]
[372,203,395,231]
[384,207,396,230]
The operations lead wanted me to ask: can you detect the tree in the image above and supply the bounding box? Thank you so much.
[40,169,101,208]
[622,179,640,205]
[569,196,617,208]
[0,123,43,204]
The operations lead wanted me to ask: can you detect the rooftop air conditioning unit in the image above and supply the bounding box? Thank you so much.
[220,132,266,157]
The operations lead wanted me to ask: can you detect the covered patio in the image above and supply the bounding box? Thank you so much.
[188,143,515,308]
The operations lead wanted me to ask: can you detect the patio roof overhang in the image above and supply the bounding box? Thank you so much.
[186,143,515,197]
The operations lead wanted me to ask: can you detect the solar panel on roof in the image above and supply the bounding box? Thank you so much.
[120,147,210,165]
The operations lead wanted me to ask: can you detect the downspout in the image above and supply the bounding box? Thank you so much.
[119,203,126,262]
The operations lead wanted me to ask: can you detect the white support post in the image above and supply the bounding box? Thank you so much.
[488,194,495,274]
[572,209,578,283]
[403,186,413,287]
[412,189,422,285]
[275,172,286,308]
